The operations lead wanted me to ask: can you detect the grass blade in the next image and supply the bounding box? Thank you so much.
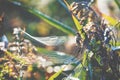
[37,47,76,64]
[64,0,85,40]
[48,69,63,80]
[8,0,76,35]
[71,15,86,39]
[73,51,87,80]
[21,29,69,46]
[102,13,119,26]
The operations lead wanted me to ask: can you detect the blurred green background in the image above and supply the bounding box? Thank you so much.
[0,0,120,39]
[0,0,75,39]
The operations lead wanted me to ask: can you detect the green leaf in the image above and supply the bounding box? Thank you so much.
[48,69,63,80]
[36,47,75,64]
[22,29,69,46]
[102,13,119,26]
[114,0,120,9]
[64,0,85,39]
[95,55,102,66]
[82,51,87,65]
[37,47,77,80]
[72,14,85,40]
[8,0,76,35]
[73,51,88,80]
[73,64,87,80]
[72,15,83,32]
[63,0,83,31]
